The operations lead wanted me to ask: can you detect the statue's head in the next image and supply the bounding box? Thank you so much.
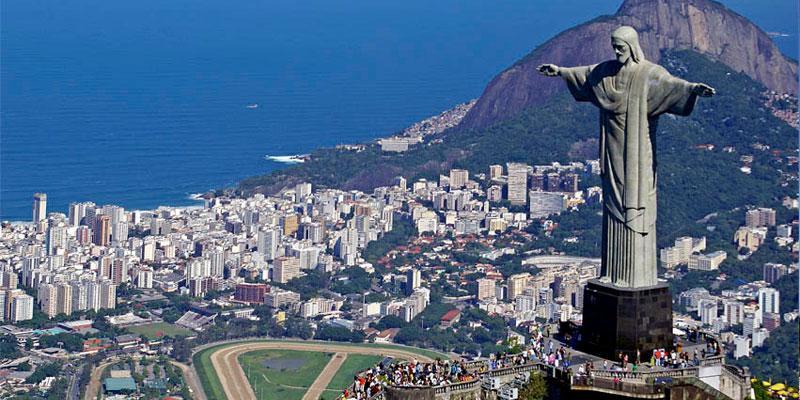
[610,26,645,65]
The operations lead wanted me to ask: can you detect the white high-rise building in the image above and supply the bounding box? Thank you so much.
[295,182,312,199]
[506,163,529,206]
[257,227,280,261]
[45,223,68,255]
[758,288,780,315]
[0,290,6,321]
[99,280,117,310]
[71,281,88,313]
[56,283,73,316]
[10,294,33,322]
[141,238,156,262]
[723,300,744,326]
[295,245,321,270]
[86,282,102,311]
[33,193,47,223]
[38,283,58,318]
[68,202,95,226]
[699,300,718,326]
[208,247,225,277]
[137,268,154,289]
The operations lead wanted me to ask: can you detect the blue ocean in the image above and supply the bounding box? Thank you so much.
[1,0,796,220]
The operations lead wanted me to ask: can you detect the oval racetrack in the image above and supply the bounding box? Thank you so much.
[207,341,439,400]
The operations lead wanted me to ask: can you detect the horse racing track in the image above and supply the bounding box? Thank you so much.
[193,340,447,400]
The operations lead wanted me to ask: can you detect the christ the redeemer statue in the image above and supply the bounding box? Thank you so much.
[538,26,715,288]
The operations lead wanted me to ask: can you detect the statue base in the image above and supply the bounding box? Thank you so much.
[580,279,673,361]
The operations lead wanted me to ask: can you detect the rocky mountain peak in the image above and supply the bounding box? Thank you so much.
[460,0,797,129]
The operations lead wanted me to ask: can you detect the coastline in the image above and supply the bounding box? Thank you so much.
[1,100,473,222]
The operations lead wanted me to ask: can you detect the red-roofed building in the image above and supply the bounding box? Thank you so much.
[440,309,461,328]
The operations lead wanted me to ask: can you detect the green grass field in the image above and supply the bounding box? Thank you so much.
[239,349,332,400]
[325,354,383,391]
[127,322,192,339]
[192,340,448,400]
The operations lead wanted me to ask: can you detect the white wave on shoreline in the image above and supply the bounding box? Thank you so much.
[188,193,206,201]
[265,155,306,164]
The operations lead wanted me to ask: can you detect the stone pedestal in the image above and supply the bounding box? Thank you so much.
[384,386,436,400]
[581,279,673,361]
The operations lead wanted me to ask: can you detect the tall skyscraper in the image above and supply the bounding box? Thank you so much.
[38,283,58,317]
[86,282,102,311]
[45,223,68,255]
[208,247,226,277]
[506,163,529,206]
[405,269,421,296]
[0,290,6,321]
[99,280,117,310]
[32,193,47,223]
[758,288,780,315]
[257,226,280,261]
[56,283,73,316]
[111,259,128,285]
[93,215,111,246]
[70,281,88,313]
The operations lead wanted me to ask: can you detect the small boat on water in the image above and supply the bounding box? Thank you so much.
[246,104,259,109]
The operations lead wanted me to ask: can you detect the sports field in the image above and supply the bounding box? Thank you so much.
[127,322,192,339]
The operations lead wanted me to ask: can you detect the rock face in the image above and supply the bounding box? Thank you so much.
[460,0,798,129]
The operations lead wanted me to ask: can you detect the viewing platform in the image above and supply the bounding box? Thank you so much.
[344,348,751,400]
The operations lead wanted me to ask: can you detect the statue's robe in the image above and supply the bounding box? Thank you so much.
[560,60,698,288]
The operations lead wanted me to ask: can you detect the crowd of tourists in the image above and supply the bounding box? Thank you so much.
[337,324,552,399]
[337,358,475,399]
[336,324,720,399]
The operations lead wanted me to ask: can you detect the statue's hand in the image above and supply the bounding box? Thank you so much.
[692,83,716,97]
[537,64,560,77]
